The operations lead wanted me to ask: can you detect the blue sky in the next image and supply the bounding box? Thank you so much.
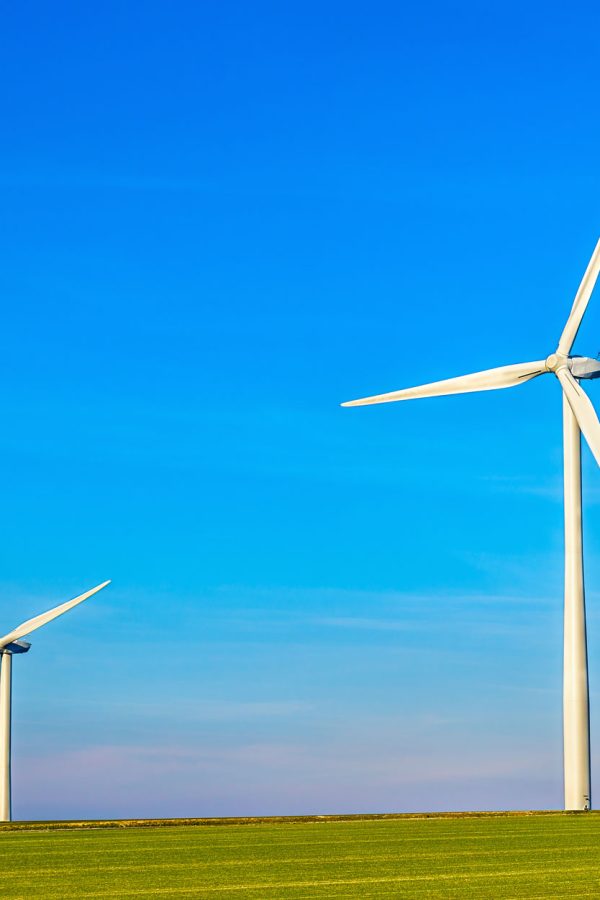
[1,1,600,819]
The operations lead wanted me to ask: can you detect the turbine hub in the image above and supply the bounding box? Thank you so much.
[545,353,569,372]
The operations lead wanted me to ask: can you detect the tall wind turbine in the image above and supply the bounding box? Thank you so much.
[0,580,110,821]
[342,239,600,812]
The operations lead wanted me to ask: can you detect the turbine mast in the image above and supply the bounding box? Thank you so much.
[562,395,591,810]
[0,650,12,822]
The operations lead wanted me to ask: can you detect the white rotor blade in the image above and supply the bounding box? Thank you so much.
[341,360,547,407]
[556,368,600,467]
[0,581,110,649]
[557,238,600,355]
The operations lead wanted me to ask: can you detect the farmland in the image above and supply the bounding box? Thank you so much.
[2,812,600,898]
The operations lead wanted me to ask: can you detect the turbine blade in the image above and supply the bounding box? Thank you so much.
[557,368,600,466]
[557,239,600,355]
[341,360,547,407]
[0,581,111,649]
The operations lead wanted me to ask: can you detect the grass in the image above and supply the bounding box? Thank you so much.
[2,811,600,898]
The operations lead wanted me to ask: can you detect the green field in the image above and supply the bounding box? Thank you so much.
[2,812,600,898]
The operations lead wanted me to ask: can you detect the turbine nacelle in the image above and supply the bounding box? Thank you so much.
[566,356,600,379]
[0,641,31,655]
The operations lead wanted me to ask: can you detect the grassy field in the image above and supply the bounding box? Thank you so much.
[2,812,600,898]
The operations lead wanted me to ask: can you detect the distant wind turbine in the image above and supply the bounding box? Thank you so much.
[0,580,110,821]
[342,239,600,811]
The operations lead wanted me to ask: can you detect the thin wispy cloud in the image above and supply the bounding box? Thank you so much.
[104,699,313,722]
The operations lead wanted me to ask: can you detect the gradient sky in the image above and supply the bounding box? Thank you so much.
[2,1,600,820]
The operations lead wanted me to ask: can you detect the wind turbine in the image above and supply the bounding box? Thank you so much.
[0,580,110,821]
[342,240,600,812]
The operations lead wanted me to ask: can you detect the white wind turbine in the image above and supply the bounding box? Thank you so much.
[0,580,110,821]
[342,240,600,812]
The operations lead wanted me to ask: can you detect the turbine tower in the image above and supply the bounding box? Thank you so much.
[342,239,600,812]
[0,580,110,821]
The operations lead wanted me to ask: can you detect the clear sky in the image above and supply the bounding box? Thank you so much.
[1,1,600,819]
